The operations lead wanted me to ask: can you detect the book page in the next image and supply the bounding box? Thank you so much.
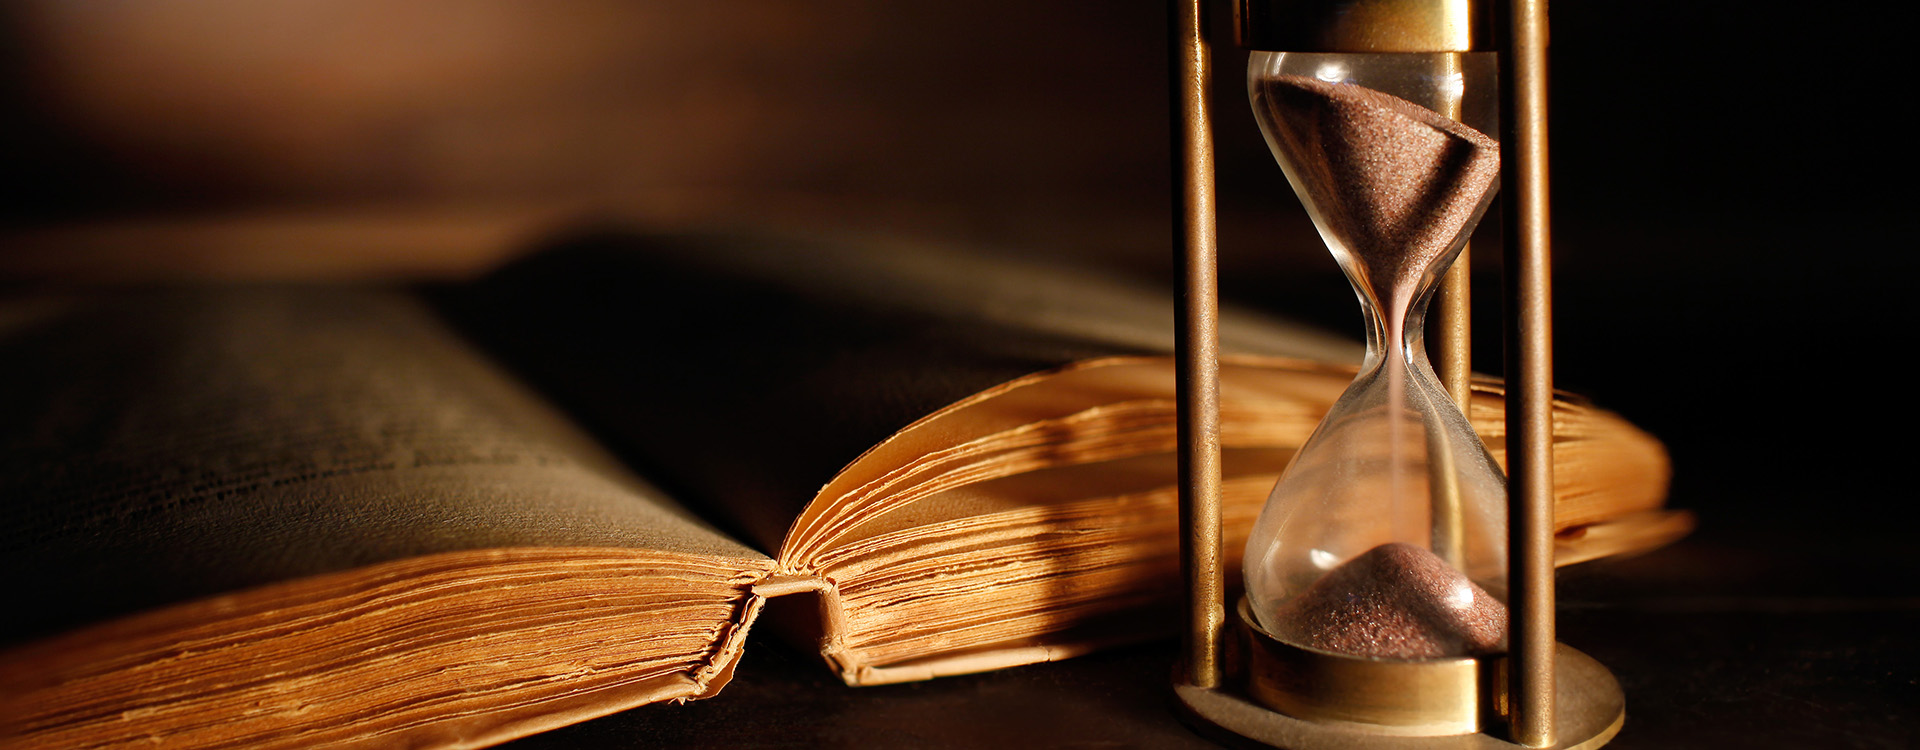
[0,287,766,646]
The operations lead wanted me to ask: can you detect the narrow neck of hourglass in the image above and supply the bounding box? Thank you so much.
[1350,259,1447,374]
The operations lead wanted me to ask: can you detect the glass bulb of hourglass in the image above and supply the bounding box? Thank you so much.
[1241,53,1509,660]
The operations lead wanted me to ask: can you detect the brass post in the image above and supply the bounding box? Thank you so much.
[1435,48,1475,415]
[1172,0,1225,690]
[1438,251,1473,410]
[1433,51,1473,572]
[1500,0,1557,745]
[1434,249,1472,571]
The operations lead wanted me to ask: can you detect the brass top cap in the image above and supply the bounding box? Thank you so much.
[1236,0,1490,52]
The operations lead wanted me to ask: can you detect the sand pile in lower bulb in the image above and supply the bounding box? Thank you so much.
[1272,542,1507,659]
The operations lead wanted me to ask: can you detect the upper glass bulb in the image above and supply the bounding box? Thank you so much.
[1241,51,1509,661]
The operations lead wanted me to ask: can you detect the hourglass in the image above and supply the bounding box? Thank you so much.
[1171,0,1625,747]
[1238,64,1512,734]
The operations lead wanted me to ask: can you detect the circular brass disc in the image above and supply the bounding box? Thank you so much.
[1174,644,1624,750]
[1239,599,1485,734]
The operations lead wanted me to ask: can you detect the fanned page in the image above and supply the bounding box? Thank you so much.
[0,289,772,749]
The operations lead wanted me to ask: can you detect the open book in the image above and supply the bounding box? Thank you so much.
[0,231,1682,749]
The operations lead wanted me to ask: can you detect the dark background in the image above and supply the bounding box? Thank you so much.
[2,2,1910,748]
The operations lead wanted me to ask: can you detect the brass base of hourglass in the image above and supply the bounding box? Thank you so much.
[1172,599,1623,750]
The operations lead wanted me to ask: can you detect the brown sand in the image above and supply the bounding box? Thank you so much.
[1270,542,1507,659]
[1257,75,1500,316]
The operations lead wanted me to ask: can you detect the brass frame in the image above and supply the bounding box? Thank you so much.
[1173,0,1610,747]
